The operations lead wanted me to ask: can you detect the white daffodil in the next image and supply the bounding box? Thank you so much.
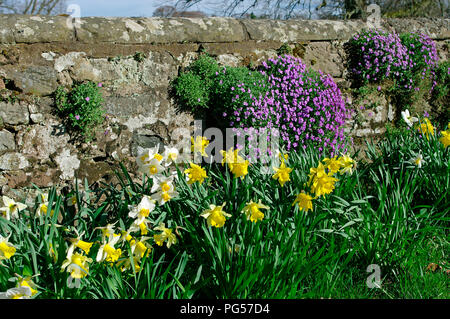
[401,109,418,127]
[66,231,93,261]
[9,274,39,297]
[0,286,32,299]
[120,229,134,244]
[128,196,156,225]
[150,175,175,194]
[136,145,164,168]
[128,218,152,236]
[153,222,177,248]
[139,157,165,178]
[163,146,180,166]
[96,234,122,263]
[0,196,27,220]
[67,191,86,207]
[129,237,152,259]
[95,222,117,240]
[61,252,92,279]
[410,153,425,168]
[151,176,179,206]
[35,193,50,217]
[117,255,141,273]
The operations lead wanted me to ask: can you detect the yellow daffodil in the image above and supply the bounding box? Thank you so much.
[322,156,342,175]
[128,196,156,224]
[308,162,338,198]
[184,162,208,184]
[338,153,357,175]
[220,148,249,179]
[200,203,231,228]
[96,234,122,263]
[231,159,249,179]
[0,235,16,261]
[153,222,177,248]
[416,118,435,140]
[272,161,292,187]
[61,252,92,279]
[292,191,313,212]
[440,129,450,148]
[0,196,27,220]
[275,149,289,162]
[191,136,209,157]
[242,200,269,223]
[220,148,242,170]
[0,286,32,299]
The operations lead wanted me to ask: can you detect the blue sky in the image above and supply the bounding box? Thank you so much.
[65,0,210,17]
[65,0,323,18]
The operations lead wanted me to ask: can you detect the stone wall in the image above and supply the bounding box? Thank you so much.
[0,15,449,201]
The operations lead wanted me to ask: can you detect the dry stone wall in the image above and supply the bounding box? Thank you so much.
[0,15,448,202]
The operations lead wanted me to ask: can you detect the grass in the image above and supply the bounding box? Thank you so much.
[0,121,448,299]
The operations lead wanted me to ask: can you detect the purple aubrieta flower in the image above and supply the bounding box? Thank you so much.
[85,97,90,102]
[222,55,351,157]
[75,115,80,120]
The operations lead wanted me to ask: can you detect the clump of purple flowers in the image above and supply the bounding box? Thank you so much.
[399,31,439,90]
[347,29,439,92]
[347,29,411,84]
[224,55,351,155]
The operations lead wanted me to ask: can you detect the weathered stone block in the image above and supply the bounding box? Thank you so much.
[75,17,246,44]
[76,159,112,185]
[0,101,29,125]
[4,15,75,43]
[131,129,165,157]
[11,65,58,95]
[16,121,71,161]
[0,152,29,170]
[0,129,15,152]
[303,42,345,77]
[241,19,368,42]
[54,149,80,181]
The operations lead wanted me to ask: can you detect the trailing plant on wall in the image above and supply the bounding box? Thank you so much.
[173,53,351,156]
[345,29,440,121]
[54,81,105,142]
[225,55,351,155]
[430,60,450,126]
